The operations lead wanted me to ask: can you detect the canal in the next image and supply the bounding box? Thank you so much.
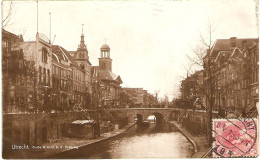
[60,120,194,159]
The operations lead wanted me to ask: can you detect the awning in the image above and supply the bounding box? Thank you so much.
[71,120,94,125]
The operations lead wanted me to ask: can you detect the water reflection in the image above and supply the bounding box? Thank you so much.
[85,125,193,159]
[105,132,193,158]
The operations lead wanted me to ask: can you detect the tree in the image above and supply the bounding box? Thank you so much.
[186,22,215,141]
[164,94,169,105]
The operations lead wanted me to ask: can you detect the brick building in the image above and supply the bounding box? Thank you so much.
[180,37,258,117]
[55,45,91,110]
[210,37,258,115]
[2,29,27,113]
[52,45,73,111]
[2,30,60,155]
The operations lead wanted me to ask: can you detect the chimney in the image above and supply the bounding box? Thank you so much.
[230,37,237,48]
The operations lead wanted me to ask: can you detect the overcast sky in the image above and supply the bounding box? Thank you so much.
[3,0,258,100]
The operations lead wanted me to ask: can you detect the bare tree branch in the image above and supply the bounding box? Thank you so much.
[2,1,13,28]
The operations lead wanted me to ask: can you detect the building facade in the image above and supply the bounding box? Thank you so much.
[180,37,259,117]
[2,30,60,154]
[210,37,258,115]
[52,45,73,111]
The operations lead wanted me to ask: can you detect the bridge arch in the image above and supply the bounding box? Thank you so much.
[126,108,174,125]
[136,114,143,123]
[151,112,165,126]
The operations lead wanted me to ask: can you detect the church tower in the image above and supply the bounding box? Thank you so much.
[73,25,92,93]
[99,43,112,71]
[75,25,90,70]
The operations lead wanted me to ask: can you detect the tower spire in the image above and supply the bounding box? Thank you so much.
[37,0,39,33]
[79,24,86,48]
[81,24,84,35]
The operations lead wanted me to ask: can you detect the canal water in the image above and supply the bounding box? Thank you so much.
[64,121,194,159]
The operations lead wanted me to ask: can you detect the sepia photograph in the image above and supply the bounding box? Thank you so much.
[1,0,259,159]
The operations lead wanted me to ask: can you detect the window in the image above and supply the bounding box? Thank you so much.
[64,81,66,90]
[43,68,46,84]
[18,60,23,70]
[42,48,48,63]
[61,80,63,90]
[39,67,42,83]
[21,76,25,86]
[57,80,60,89]
[16,75,20,85]
[2,40,8,48]
[2,59,8,71]
[47,69,50,84]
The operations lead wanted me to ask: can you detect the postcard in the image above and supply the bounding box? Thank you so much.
[2,0,259,159]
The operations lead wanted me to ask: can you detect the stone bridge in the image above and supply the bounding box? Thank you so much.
[108,108,179,126]
[107,108,218,127]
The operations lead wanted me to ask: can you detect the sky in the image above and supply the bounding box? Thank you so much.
[2,0,258,101]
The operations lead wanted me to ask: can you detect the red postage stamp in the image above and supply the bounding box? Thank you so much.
[212,118,258,158]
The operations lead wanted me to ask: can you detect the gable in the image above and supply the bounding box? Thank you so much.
[116,76,123,84]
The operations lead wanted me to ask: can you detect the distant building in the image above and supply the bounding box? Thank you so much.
[121,88,151,107]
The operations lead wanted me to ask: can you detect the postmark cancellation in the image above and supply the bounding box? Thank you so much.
[212,118,258,158]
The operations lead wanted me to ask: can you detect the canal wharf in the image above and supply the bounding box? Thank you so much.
[170,121,211,158]
[7,123,135,159]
